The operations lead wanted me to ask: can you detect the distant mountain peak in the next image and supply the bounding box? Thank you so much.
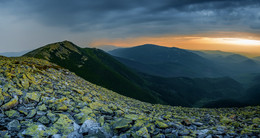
[137,44,170,49]
[139,44,161,47]
[136,44,183,51]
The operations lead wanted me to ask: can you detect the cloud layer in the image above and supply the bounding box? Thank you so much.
[0,0,259,52]
[2,0,260,35]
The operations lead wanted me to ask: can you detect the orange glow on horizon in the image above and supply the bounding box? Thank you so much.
[90,32,260,57]
[212,38,260,46]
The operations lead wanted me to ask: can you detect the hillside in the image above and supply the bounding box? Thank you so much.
[0,57,259,137]
[23,41,159,103]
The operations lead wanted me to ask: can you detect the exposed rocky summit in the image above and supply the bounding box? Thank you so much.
[0,57,259,137]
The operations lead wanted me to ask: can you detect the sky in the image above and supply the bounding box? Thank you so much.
[0,0,260,56]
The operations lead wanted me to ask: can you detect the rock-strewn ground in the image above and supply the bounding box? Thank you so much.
[0,57,259,138]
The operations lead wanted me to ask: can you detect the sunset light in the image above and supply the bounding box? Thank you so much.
[214,38,260,46]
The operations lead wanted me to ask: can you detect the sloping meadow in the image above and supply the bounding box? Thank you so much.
[0,57,259,137]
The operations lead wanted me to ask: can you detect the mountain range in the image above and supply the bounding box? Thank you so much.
[21,41,260,107]
[109,44,222,78]
[109,44,260,78]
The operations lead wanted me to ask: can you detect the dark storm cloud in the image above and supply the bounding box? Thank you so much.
[1,0,260,37]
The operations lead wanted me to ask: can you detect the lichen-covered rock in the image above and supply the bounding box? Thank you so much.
[26,109,37,118]
[5,110,20,118]
[53,114,80,136]
[22,124,58,137]
[25,92,41,102]
[113,118,133,130]
[155,120,169,129]
[0,89,4,106]
[1,97,18,110]
[38,116,50,125]
[98,116,105,126]
[136,127,150,138]
[56,104,68,111]
[18,106,29,115]
[82,96,92,103]
[38,104,47,111]
[74,106,94,124]
[125,114,139,120]
[9,88,23,96]
[20,78,29,89]
[47,111,58,123]
[72,88,84,95]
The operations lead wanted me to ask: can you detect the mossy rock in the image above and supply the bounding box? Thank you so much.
[38,104,47,111]
[53,114,80,135]
[155,120,169,129]
[22,124,58,137]
[25,92,41,102]
[125,114,139,121]
[26,109,37,118]
[136,127,150,138]
[1,97,18,110]
[56,104,68,111]
[113,118,133,130]
[0,89,4,106]
[47,111,58,123]
[5,110,20,118]
[38,116,50,125]
[82,96,92,103]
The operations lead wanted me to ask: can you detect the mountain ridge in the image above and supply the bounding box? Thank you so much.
[24,41,160,103]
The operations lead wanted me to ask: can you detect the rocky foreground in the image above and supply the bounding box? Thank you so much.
[0,56,259,138]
